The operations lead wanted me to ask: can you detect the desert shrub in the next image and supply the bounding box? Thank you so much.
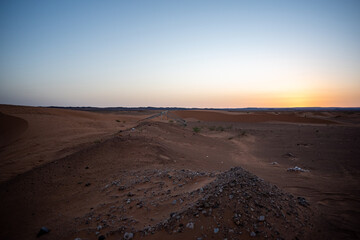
[116,119,121,122]
[169,120,174,123]
[193,127,201,133]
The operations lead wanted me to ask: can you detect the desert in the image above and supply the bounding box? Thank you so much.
[2,1,360,239]
[0,105,359,240]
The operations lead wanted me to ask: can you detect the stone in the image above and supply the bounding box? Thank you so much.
[214,228,219,233]
[250,231,256,237]
[297,197,310,207]
[259,215,265,221]
[186,222,194,229]
[124,232,134,239]
[37,227,50,237]
[98,235,105,240]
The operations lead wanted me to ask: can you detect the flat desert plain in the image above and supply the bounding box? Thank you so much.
[0,105,359,240]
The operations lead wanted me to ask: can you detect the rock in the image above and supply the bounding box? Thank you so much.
[124,232,134,239]
[250,231,256,237]
[172,200,177,205]
[37,226,50,237]
[287,166,309,172]
[74,238,82,240]
[186,222,194,229]
[85,183,91,187]
[297,197,310,207]
[214,228,219,233]
[259,215,265,221]
[97,225,102,230]
[98,235,106,240]
[233,213,243,226]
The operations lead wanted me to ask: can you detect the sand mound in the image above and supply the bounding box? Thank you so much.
[0,112,28,148]
[174,110,336,124]
[72,167,316,240]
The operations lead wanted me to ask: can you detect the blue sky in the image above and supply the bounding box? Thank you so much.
[1,0,359,107]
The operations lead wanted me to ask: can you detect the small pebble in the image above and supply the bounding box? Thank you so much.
[37,226,50,237]
[186,222,194,229]
[98,235,106,240]
[124,232,134,239]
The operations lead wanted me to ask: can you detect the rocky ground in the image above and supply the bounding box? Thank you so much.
[71,167,316,240]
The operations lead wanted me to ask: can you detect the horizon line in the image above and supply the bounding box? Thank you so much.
[2,104,359,110]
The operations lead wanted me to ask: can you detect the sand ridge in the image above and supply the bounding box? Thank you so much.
[0,104,150,183]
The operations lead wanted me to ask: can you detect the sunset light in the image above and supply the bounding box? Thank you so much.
[0,0,359,107]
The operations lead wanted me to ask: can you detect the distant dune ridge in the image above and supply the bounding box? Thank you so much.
[173,110,337,124]
[0,112,28,148]
[0,105,359,239]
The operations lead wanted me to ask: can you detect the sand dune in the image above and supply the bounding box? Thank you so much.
[0,104,149,182]
[0,112,28,148]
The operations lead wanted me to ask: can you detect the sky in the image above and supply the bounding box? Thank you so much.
[0,0,359,108]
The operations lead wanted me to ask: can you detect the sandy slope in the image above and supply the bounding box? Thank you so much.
[0,105,148,182]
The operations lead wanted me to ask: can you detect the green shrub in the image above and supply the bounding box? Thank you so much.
[193,127,201,133]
